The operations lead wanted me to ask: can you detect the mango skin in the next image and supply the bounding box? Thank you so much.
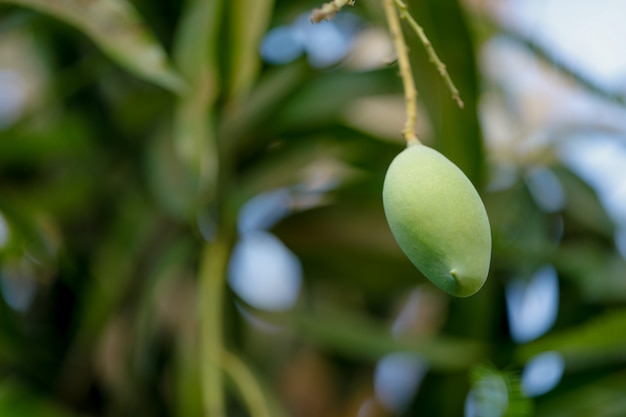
[383,144,491,297]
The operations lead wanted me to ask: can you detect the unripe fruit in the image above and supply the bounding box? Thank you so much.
[383,143,491,297]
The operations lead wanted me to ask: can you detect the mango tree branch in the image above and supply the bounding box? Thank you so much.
[393,0,464,108]
[310,0,355,23]
[383,0,420,145]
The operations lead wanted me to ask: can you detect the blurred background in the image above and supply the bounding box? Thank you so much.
[1,0,626,416]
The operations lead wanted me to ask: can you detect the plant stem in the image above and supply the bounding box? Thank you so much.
[172,0,222,192]
[383,0,420,145]
[310,0,355,23]
[199,237,230,417]
[393,0,464,108]
[222,351,272,417]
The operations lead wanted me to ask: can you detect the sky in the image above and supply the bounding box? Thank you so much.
[488,0,626,231]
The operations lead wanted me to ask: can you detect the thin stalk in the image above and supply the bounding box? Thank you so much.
[383,0,420,145]
[393,0,464,108]
[310,0,355,23]
[199,238,230,417]
[222,351,272,417]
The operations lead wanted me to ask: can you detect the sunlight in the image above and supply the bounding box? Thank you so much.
[374,352,427,412]
[521,351,565,397]
[506,264,559,343]
[228,231,302,311]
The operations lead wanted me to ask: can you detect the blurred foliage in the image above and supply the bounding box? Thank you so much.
[0,0,625,416]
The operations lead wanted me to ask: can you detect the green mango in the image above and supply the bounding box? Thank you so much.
[383,143,491,297]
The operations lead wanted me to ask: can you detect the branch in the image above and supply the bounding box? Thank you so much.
[393,0,464,108]
[199,238,230,417]
[383,0,420,145]
[310,0,355,23]
[222,351,272,417]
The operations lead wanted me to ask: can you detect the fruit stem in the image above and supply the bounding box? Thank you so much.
[310,0,355,23]
[199,236,230,417]
[383,0,420,145]
[392,0,464,108]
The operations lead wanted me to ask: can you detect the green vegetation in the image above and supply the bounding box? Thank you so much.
[0,0,624,416]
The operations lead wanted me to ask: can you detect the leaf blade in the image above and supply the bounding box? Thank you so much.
[2,0,185,92]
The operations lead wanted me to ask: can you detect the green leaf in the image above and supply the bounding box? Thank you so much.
[271,195,421,298]
[131,238,194,398]
[1,0,185,92]
[259,308,486,370]
[171,0,223,191]
[517,309,626,369]
[74,194,161,346]
[145,129,198,220]
[274,69,397,132]
[0,381,78,417]
[222,351,273,417]
[219,61,309,159]
[173,0,222,82]
[233,138,354,203]
[551,166,615,238]
[552,244,626,302]
[478,181,556,271]
[406,0,485,187]
[0,116,100,220]
[229,0,275,100]
[536,371,626,417]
